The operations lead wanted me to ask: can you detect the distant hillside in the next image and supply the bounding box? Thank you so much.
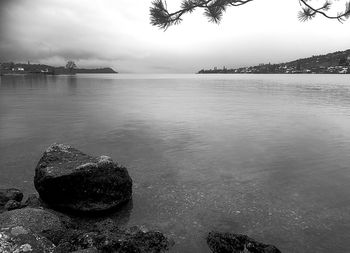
[0,62,118,75]
[198,49,350,74]
[76,67,117,74]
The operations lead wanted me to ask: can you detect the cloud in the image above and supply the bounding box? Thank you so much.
[0,0,148,66]
[1,0,350,73]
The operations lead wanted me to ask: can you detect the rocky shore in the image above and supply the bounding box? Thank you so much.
[0,143,281,253]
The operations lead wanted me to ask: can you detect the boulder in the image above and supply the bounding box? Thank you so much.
[0,188,23,206]
[0,208,66,244]
[34,143,132,212]
[0,226,55,253]
[207,232,281,253]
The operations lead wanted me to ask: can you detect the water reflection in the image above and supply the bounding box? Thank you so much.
[69,199,134,228]
[67,75,77,94]
[1,74,350,252]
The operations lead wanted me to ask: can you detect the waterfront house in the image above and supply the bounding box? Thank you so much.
[339,67,348,74]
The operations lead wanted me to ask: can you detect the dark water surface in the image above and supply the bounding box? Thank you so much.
[1,74,350,252]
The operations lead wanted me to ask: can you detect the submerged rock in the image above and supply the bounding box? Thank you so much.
[0,208,66,244]
[56,220,171,253]
[0,226,55,253]
[70,249,98,253]
[207,232,281,253]
[0,188,23,206]
[34,143,133,212]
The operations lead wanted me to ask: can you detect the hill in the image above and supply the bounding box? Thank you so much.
[75,67,117,74]
[198,49,350,74]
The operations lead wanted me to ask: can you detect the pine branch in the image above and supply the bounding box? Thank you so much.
[298,0,350,22]
[150,0,253,30]
[150,0,350,30]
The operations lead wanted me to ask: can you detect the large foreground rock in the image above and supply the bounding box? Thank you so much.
[0,226,55,253]
[0,208,66,244]
[207,232,281,253]
[34,144,132,212]
[0,208,171,252]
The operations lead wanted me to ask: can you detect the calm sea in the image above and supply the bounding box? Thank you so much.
[1,74,350,252]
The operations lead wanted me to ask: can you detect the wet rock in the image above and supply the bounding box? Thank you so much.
[4,200,22,211]
[0,188,23,206]
[0,225,55,253]
[57,219,171,252]
[34,143,132,212]
[24,193,44,208]
[71,249,98,253]
[0,208,66,244]
[74,228,170,253]
[207,232,281,253]
[53,242,77,253]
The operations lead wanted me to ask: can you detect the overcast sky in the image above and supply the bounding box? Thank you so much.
[1,0,350,73]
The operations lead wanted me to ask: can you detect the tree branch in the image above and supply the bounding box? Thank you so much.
[298,0,350,22]
[150,0,350,30]
[150,0,253,30]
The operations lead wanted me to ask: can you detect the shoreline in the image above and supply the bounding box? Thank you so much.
[0,144,282,253]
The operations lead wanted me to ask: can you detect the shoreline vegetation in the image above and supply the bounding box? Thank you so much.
[0,62,117,76]
[0,144,281,253]
[198,49,350,74]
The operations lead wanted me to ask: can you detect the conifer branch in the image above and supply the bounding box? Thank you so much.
[298,0,350,22]
[150,0,350,30]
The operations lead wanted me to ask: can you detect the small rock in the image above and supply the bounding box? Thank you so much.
[34,143,132,212]
[23,193,44,208]
[4,200,22,211]
[207,231,281,253]
[0,188,23,206]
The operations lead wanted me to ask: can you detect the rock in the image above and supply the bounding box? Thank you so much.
[34,143,132,212]
[0,188,23,206]
[4,200,22,211]
[23,193,45,208]
[0,208,66,245]
[71,249,98,253]
[53,241,77,253]
[57,219,171,252]
[0,226,56,253]
[207,232,281,253]
[70,228,170,253]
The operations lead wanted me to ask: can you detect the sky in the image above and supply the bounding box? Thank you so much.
[0,0,350,73]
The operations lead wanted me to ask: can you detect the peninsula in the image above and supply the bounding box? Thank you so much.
[0,62,117,75]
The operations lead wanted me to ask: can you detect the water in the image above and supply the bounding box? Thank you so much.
[1,74,350,252]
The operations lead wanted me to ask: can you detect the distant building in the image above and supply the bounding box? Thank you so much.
[339,67,348,74]
[12,67,24,71]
